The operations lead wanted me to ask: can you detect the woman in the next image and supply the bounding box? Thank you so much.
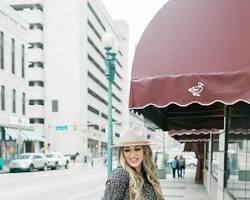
[178,155,186,178]
[104,127,164,200]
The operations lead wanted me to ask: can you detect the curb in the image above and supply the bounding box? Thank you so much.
[0,169,9,174]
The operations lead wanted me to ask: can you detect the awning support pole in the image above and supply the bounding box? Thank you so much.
[223,105,230,188]
[162,131,167,170]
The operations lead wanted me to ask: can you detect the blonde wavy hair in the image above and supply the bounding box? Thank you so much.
[118,145,164,200]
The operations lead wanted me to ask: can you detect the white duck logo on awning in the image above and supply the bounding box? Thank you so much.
[188,82,204,96]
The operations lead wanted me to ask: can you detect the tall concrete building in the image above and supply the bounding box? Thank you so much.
[0,0,29,163]
[3,0,46,135]
[0,1,28,130]
[0,0,44,165]
[5,0,129,158]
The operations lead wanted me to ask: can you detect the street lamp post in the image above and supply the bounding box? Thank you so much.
[102,32,118,176]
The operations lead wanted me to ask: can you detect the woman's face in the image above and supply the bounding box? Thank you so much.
[122,145,144,172]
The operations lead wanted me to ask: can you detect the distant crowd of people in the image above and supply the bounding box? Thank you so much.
[171,155,186,178]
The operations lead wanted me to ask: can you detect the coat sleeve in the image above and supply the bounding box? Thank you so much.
[103,167,129,200]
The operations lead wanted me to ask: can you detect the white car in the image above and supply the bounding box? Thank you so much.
[45,152,69,170]
[9,153,48,172]
[185,156,198,167]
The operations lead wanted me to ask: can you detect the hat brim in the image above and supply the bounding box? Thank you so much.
[110,142,157,148]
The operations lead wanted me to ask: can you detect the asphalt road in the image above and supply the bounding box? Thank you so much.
[0,163,107,200]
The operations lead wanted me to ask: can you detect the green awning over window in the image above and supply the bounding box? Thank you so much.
[3,128,44,142]
[4,128,18,140]
[21,130,45,142]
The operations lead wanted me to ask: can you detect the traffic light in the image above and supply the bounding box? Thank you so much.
[43,142,49,149]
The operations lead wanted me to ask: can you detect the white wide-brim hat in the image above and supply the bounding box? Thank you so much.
[111,126,156,147]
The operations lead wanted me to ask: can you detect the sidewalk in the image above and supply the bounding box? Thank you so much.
[0,166,9,174]
[160,168,210,200]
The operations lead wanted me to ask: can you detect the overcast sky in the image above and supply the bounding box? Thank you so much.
[102,0,168,63]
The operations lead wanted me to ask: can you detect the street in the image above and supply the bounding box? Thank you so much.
[0,164,107,200]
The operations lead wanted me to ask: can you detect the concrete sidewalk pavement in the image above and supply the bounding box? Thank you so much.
[160,168,210,200]
[0,165,9,174]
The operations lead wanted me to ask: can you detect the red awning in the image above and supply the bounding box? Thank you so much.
[168,128,220,137]
[168,129,221,143]
[170,128,250,142]
[228,128,250,141]
[129,0,250,131]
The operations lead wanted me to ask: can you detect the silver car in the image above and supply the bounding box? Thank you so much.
[45,152,69,170]
[9,153,48,172]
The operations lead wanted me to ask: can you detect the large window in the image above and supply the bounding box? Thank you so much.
[205,141,209,169]
[87,37,105,60]
[87,105,99,115]
[29,99,44,105]
[30,23,43,30]
[11,39,15,74]
[88,88,107,106]
[1,85,5,111]
[0,32,4,69]
[87,1,106,31]
[29,81,44,87]
[30,118,44,124]
[226,126,250,200]
[28,42,43,49]
[87,19,101,40]
[12,4,43,11]
[22,92,25,115]
[12,89,16,113]
[211,134,219,177]
[21,45,25,78]
[52,100,58,112]
[28,62,44,68]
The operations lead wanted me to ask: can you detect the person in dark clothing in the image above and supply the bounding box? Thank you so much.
[171,156,178,178]
[178,155,186,178]
[104,127,164,200]
[83,155,88,166]
[91,157,94,167]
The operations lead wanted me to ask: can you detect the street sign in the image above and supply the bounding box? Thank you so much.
[55,125,68,131]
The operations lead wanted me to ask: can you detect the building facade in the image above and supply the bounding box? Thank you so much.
[4,0,46,135]
[203,128,250,200]
[5,0,129,158]
[0,1,28,129]
[0,0,44,165]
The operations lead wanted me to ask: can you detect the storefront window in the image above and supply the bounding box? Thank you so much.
[4,141,15,161]
[205,141,209,169]
[226,129,250,199]
[211,134,219,178]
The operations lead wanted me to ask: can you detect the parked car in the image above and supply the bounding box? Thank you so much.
[45,152,70,170]
[185,156,198,168]
[9,153,48,172]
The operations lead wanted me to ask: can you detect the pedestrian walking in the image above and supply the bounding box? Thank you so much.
[103,156,107,166]
[83,155,88,166]
[171,156,179,178]
[179,155,186,178]
[154,152,158,169]
[91,157,94,167]
[103,126,164,200]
